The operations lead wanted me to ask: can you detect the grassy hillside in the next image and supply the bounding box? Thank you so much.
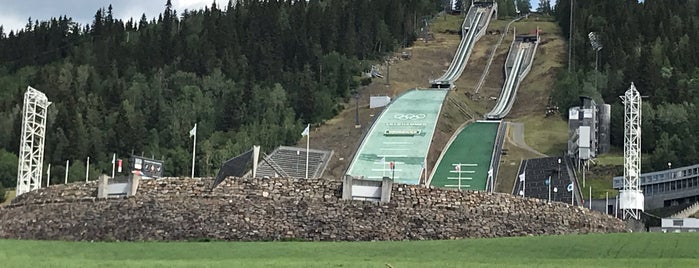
[1,233,698,267]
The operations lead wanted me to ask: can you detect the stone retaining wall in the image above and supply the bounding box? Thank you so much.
[0,177,626,241]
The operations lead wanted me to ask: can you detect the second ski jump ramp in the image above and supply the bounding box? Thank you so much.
[485,29,539,120]
[431,2,497,88]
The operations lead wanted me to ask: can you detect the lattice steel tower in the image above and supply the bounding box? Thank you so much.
[16,86,51,196]
[620,83,643,220]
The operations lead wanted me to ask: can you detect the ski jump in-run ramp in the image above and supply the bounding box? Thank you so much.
[428,120,500,190]
[346,89,448,185]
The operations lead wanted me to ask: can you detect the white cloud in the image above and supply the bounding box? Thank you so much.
[175,0,216,11]
[0,0,216,33]
[0,12,28,33]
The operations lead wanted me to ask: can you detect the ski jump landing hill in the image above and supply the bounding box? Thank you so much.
[430,1,497,89]
[346,89,448,185]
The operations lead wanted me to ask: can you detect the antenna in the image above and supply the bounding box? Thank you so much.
[16,86,51,196]
[619,83,644,220]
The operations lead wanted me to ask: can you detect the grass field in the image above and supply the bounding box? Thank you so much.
[1,233,698,267]
[514,115,568,156]
[431,13,465,33]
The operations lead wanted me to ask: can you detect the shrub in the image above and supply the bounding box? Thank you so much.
[0,183,6,203]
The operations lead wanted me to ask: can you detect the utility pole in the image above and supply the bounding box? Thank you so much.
[385,60,390,86]
[568,0,574,73]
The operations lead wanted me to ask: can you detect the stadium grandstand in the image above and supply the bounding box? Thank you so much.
[256,146,333,179]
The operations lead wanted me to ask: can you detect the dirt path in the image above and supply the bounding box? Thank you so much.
[507,122,547,157]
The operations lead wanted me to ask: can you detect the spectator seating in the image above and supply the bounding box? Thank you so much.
[256,146,333,179]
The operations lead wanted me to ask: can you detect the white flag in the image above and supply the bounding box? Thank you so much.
[488,167,493,177]
[189,123,197,138]
[519,172,525,182]
[380,157,386,164]
[111,153,116,164]
[301,124,310,136]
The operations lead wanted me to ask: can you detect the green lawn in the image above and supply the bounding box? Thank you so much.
[431,14,465,34]
[1,233,698,267]
[515,115,568,156]
[595,150,624,166]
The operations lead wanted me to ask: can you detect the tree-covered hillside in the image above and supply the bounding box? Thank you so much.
[0,0,440,186]
[552,0,699,171]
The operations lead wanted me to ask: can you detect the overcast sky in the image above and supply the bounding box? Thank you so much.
[0,0,554,33]
[0,0,216,33]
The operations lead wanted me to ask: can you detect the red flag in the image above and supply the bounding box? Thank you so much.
[455,165,460,171]
[389,161,395,170]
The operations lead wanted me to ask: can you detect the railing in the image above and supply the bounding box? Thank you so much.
[671,201,699,218]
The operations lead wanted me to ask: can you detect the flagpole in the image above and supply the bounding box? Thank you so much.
[191,123,197,178]
[305,124,310,179]
[606,192,609,214]
[46,163,51,187]
[548,175,551,203]
[85,156,90,182]
[111,153,116,179]
[64,160,69,184]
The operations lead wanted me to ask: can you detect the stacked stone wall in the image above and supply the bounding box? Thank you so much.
[0,177,626,241]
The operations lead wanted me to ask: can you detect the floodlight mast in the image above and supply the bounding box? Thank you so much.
[619,83,643,220]
[16,86,51,196]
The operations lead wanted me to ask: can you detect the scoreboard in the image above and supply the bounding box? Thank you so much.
[130,156,164,178]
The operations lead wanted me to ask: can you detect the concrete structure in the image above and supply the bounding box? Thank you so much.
[97,173,142,198]
[369,96,391,109]
[342,175,392,203]
[660,218,699,232]
[613,163,699,210]
[567,97,611,163]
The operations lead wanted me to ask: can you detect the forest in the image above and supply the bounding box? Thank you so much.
[0,0,447,189]
[552,0,699,171]
[0,0,534,191]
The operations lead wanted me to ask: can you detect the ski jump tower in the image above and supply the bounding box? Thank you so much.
[619,83,643,220]
[16,86,51,196]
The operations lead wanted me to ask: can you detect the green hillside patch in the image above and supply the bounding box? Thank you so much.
[1,233,698,267]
